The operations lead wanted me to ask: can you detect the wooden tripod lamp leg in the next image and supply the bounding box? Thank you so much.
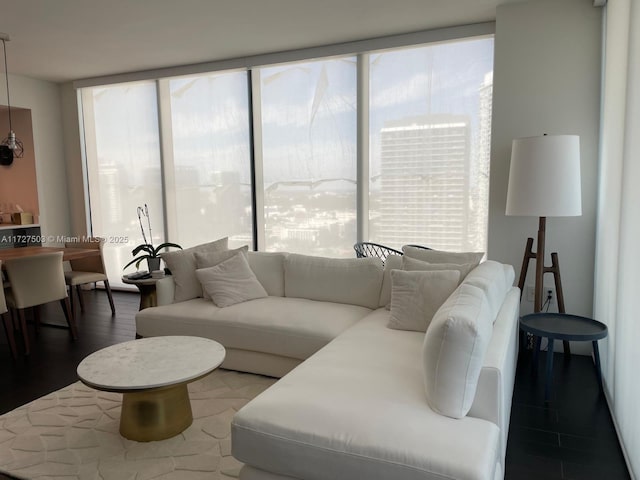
[518,236,535,350]
[517,217,570,355]
[517,237,534,297]
[550,252,570,354]
[518,217,571,355]
[534,217,546,313]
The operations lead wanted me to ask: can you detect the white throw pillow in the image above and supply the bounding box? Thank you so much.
[462,261,515,323]
[195,253,268,308]
[401,256,476,282]
[383,256,474,311]
[402,246,484,266]
[160,237,228,302]
[388,269,460,332]
[194,246,249,299]
[378,254,403,308]
[422,283,493,419]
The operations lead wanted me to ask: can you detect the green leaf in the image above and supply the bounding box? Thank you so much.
[153,242,182,256]
[132,244,155,256]
[123,254,152,270]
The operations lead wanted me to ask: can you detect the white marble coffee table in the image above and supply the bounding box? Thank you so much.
[77,336,226,442]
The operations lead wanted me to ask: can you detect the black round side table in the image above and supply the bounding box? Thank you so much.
[519,312,608,401]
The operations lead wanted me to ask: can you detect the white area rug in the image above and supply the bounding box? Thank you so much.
[0,369,276,480]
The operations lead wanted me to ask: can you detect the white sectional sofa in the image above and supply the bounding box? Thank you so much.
[136,249,519,480]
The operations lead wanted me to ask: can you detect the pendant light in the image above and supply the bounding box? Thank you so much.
[0,33,24,164]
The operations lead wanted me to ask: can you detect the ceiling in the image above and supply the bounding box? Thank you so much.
[0,0,526,83]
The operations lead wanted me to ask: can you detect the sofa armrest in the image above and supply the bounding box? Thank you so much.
[156,276,175,306]
[468,286,520,467]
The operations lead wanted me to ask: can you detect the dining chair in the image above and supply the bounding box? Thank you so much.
[353,242,402,263]
[403,244,433,250]
[0,261,18,360]
[64,237,115,316]
[4,252,77,355]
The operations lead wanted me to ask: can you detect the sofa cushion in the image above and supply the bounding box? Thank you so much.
[196,253,268,307]
[422,283,493,419]
[136,298,221,338]
[378,254,402,308]
[388,269,460,332]
[284,254,383,309]
[232,309,500,480]
[135,296,371,360]
[247,251,287,297]
[160,237,228,302]
[402,245,484,266]
[195,245,249,299]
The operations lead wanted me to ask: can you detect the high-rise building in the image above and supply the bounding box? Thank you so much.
[376,114,471,251]
[469,72,493,251]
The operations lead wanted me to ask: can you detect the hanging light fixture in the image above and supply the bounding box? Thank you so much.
[0,33,24,164]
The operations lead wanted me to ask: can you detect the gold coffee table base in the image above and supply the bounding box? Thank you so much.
[120,383,193,442]
[77,337,226,443]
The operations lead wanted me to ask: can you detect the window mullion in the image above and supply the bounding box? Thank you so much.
[357,53,370,243]
[250,69,265,251]
[79,89,100,239]
[157,78,177,243]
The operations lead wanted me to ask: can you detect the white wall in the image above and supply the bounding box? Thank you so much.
[8,74,71,242]
[489,0,602,339]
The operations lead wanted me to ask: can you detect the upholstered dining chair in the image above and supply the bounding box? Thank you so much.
[4,252,78,355]
[64,237,115,316]
[0,261,18,360]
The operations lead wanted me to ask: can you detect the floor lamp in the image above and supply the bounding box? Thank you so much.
[506,134,582,354]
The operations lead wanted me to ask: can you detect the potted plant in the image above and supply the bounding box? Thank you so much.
[124,204,182,271]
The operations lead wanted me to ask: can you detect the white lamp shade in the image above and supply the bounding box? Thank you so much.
[506,135,582,217]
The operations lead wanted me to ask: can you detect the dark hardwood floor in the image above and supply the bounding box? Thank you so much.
[0,291,630,479]
[0,290,139,415]
[506,347,630,479]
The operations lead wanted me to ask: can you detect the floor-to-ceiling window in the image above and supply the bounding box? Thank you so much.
[164,71,253,249]
[79,31,494,284]
[81,82,164,287]
[368,38,494,252]
[259,57,357,256]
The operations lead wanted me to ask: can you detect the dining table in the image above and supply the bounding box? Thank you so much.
[0,246,101,265]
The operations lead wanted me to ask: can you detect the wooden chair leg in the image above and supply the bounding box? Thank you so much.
[67,285,75,320]
[2,312,18,360]
[76,285,85,313]
[17,309,30,356]
[104,280,116,315]
[33,305,41,336]
[60,298,78,340]
[10,308,18,331]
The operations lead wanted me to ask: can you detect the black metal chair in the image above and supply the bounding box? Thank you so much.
[403,244,433,250]
[353,242,402,263]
